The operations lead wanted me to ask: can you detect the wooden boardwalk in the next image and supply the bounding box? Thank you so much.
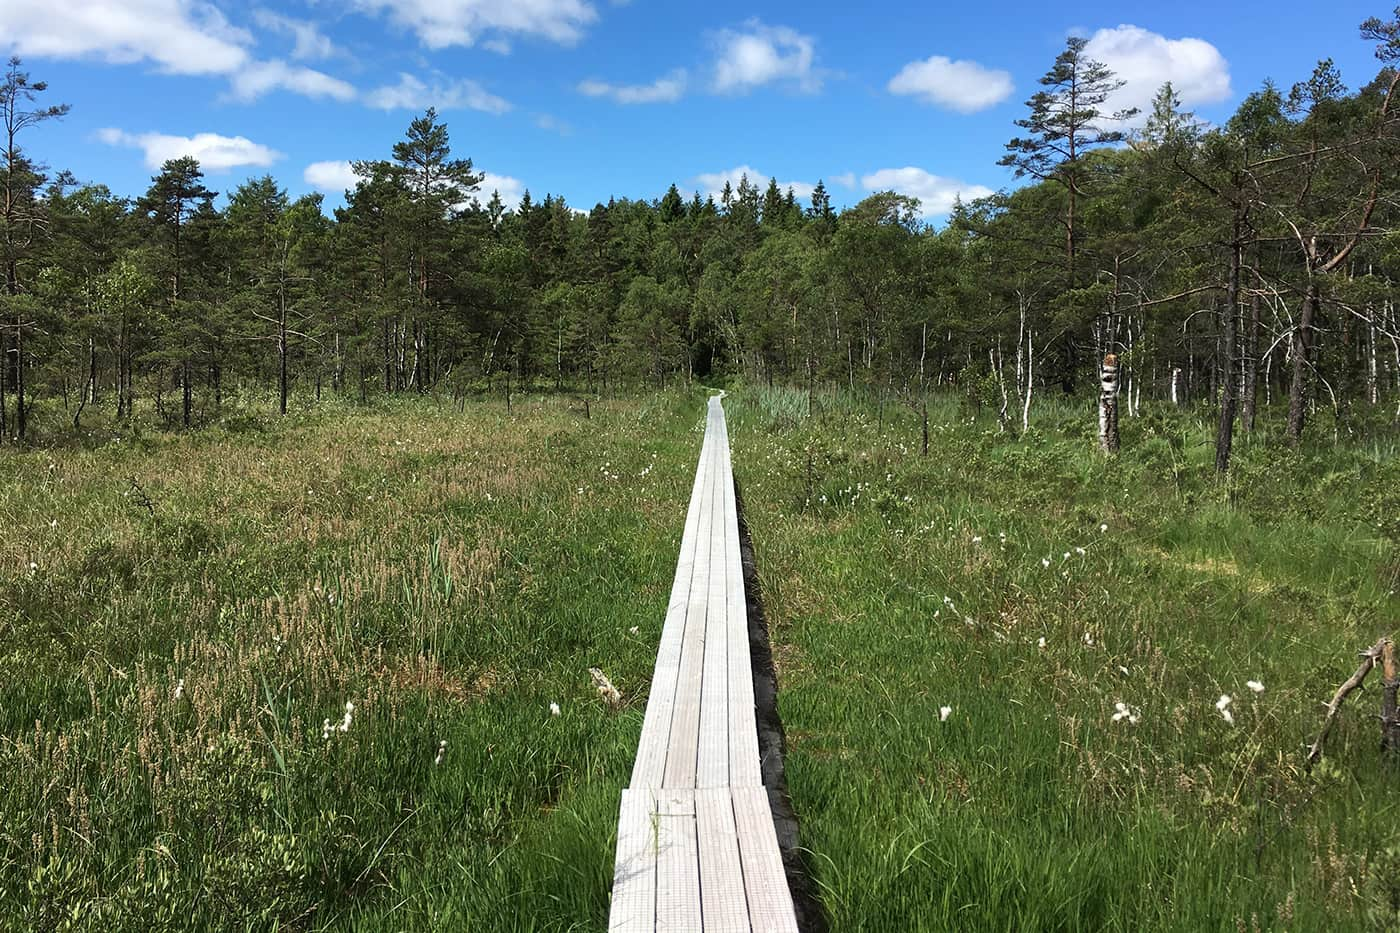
[609,396,799,933]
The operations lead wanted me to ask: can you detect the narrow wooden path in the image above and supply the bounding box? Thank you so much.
[608,396,799,933]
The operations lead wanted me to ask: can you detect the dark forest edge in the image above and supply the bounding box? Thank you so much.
[2,8,1400,469]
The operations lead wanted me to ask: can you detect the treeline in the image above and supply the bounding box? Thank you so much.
[2,10,1399,470]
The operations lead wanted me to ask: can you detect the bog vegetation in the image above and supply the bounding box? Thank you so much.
[2,6,1400,932]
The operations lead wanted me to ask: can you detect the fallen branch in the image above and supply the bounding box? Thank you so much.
[1306,637,1389,770]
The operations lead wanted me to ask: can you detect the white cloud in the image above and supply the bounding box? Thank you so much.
[578,70,686,104]
[349,0,597,49]
[304,160,361,194]
[711,21,820,94]
[229,60,356,103]
[888,55,1014,113]
[860,167,993,217]
[830,172,856,189]
[0,0,359,103]
[97,128,282,172]
[252,9,337,61]
[365,72,511,114]
[0,0,250,75]
[474,171,526,210]
[1082,24,1231,121]
[694,165,815,202]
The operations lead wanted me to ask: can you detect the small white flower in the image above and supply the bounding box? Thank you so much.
[1246,680,1264,694]
[549,702,561,717]
[1037,636,1046,649]
[1041,557,1051,569]
[1100,524,1109,533]
[629,626,639,635]
[174,678,185,700]
[939,706,952,722]
[435,739,447,766]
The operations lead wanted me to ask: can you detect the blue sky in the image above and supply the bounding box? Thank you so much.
[1,0,1389,220]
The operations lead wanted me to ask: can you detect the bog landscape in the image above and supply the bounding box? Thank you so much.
[2,3,1399,931]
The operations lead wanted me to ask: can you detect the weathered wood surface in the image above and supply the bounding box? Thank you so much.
[609,396,798,933]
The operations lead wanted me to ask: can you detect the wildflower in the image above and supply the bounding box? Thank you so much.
[590,668,622,709]
[549,702,561,717]
[1100,524,1109,533]
[1216,694,1234,724]
[435,740,447,766]
[1041,557,1051,569]
[1037,636,1046,649]
[174,678,185,700]
[1246,680,1264,694]
[939,706,952,722]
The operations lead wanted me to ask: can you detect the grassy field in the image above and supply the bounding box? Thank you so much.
[1,391,711,931]
[725,387,1400,932]
[3,386,1398,931]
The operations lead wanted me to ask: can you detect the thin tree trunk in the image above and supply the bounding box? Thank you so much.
[1099,353,1120,454]
[1287,283,1319,445]
[1241,294,1261,433]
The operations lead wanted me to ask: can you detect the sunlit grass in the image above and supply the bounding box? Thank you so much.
[728,384,1400,931]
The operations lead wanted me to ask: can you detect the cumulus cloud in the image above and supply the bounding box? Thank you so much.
[365,72,511,114]
[888,55,1014,113]
[349,0,597,49]
[304,160,361,194]
[578,70,686,104]
[0,0,358,103]
[860,167,994,218]
[228,61,356,103]
[694,165,815,202]
[252,9,338,61]
[0,0,250,75]
[97,127,282,172]
[473,172,527,210]
[1082,24,1232,121]
[711,21,820,94]
[829,172,857,189]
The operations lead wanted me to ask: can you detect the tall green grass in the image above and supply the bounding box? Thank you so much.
[729,382,1399,931]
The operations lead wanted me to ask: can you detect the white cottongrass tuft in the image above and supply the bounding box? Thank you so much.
[1112,702,1140,724]
[1037,636,1047,649]
[1217,694,1234,724]
[549,701,561,717]
[590,668,622,708]
[1041,557,1051,569]
[1083,632,1095,647]
[629,626,639,636]
[174,678,185,700]
[1100,523,1109,533]
[435,739,447,766]
[1246,680,1264,694]
[939,706,953,722]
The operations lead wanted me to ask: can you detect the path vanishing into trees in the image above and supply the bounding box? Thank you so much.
[608,396,798,932]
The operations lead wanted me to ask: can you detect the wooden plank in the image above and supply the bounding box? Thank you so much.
[732,787,798,933]
[655,792,700,933]
[631,419,712,788]
[696,788,750,933]
[609,789,658,933]
[662,415,719,788]
[718,405,762,787]
[696,410,731,788]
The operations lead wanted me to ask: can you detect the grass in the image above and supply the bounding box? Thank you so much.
[1,389,712,931]
[725,384,1400,932]
[3,384,1398,930]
